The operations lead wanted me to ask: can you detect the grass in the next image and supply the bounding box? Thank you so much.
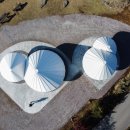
[104,7,130,25]
[0,0,128,26]
[61,69,130,130]
[79,0,119,15]
[0,0,130,129]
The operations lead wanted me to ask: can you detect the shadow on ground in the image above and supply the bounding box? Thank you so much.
[113,31,130,70]
[28,45,82,81]
[57,43,87,81]
[29,44,89,81]
[27,45,69,78]
[81,93,127,130]
[29,97,48,107]
[57,43,77,62]
[93,113,116,130]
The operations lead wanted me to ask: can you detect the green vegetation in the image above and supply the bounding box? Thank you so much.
[90,100,103,119]
[113,71,130,94]
[0,1,130,129]
[62,69,130,130]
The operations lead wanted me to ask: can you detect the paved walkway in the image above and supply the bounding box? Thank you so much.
[0,14,130,130]
[93,94,130,130]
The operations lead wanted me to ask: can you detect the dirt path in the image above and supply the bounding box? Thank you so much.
[0,0,127,26]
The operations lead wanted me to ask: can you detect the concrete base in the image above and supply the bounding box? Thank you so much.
[0,38,118,114]
[0,14,130,130]
[0,41,72,114]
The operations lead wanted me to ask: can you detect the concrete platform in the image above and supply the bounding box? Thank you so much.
[0,41,72,114]
[0,38,118,114]
[0,14,130,130]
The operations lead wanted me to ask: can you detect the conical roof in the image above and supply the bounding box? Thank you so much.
[82,48,117,80]
[24,50,65,92]
[0,52,26,82]
[93,37,117,54]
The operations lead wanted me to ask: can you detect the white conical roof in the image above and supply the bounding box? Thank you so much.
[0,52,26,82]
[82,48,117,80]
[93,37,117,54]
[24,50,65,92]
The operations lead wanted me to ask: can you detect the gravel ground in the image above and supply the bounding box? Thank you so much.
[0,14,130,130]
